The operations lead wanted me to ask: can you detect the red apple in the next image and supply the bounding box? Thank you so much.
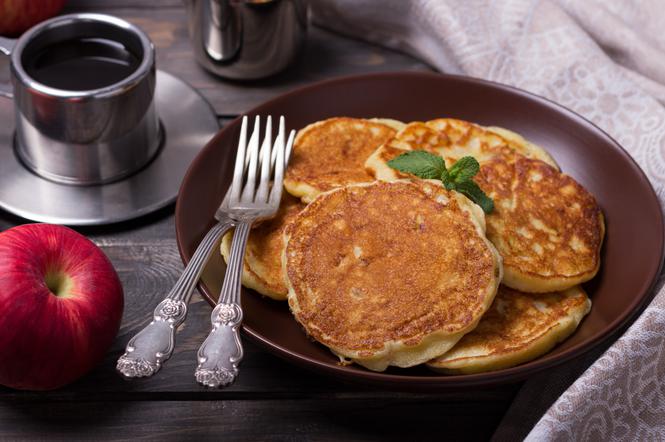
[0,0,67,37]
[0,224,123,390]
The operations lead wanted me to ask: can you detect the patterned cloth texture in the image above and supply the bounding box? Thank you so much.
[311,0,665,440]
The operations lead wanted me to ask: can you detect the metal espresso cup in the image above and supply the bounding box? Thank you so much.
[0,13,160,185]
[184,0,308,80]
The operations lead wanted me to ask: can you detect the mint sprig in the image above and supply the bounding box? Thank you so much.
[454,180,494,214]
[387,151,494,213]
[386,150,445,180]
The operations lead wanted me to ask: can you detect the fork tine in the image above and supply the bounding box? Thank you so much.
[255,116,270,169]
[268,133,285,206]
[255,116,273,203]
[230,116,248,204]
[240,116,261,202]
[283,118,294,166]
[269,127,294,206]
[269,116,284,171]
[271,116,285,166]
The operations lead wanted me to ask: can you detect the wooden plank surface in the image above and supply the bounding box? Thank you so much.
[0,398,511,441]
[0,1,518,440]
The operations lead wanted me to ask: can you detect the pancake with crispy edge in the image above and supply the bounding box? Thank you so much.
[366,118,558,182]
[428,284,591,374]
[284,117,405,203]
[221,193,305,300]
[366,118,603,292]
[474,155,604,292]
[283,180,503,371]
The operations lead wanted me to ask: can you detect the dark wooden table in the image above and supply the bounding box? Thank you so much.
[0,1,521,440]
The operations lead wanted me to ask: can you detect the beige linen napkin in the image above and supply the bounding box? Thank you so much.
[311,0,665,439]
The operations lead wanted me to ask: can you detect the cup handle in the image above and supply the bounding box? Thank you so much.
[0,36,16,99]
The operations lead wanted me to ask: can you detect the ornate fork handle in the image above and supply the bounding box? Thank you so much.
[117,219,234,378]
[194,302,244,387]
[195,221,251,387]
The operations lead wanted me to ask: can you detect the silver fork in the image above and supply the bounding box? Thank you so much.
[194,116,294,388]
[116,115,293,379]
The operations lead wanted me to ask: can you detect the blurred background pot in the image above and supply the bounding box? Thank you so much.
[184,0,308,80]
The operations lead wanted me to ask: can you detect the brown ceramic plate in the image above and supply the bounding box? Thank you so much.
[175,72,664,390]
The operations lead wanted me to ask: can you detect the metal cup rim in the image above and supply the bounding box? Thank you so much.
[10,12,155,100]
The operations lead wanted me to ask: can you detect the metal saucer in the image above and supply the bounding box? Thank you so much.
[0,70,219,225]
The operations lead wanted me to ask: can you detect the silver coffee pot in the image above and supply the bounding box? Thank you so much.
[184,0,308,80]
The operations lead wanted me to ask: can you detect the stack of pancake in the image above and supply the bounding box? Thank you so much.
[221,117,603,374]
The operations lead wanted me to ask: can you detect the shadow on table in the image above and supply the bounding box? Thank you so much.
[0,202,175,236]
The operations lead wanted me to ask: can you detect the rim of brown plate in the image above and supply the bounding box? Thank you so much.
[175,71,665,389]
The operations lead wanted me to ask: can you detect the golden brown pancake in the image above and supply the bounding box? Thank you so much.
[484,125,555,165]
[221,193,305,300]
[366,122,451,182]
[475,155,604,292]
[429,119,558,167]
[284,117,401,203]
[428,285,591,374]
[283,180,502,371]
[366,119,558,181]
[366,118,602,292]
[369,118,406,132]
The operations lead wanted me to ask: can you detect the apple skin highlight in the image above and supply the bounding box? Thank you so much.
[0,224,124,390]
[0,0,67,37]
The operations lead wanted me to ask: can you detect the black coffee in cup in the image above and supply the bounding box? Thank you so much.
[23,37,140,91]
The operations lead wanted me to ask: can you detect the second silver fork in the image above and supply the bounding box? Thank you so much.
[194,116,295,388]
[116,115,293,381]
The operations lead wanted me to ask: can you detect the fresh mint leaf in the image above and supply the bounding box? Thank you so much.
[387,150,446,180]
[388,150,493,214]
[440,169,454,190]
[448,156,480,184]
[455,180,494,214]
